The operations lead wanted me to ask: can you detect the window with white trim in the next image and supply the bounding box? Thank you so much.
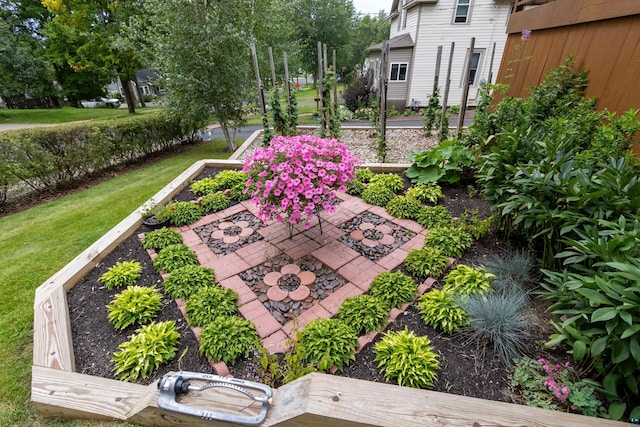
[453,0,471,24]
[461,50,483,86]
[390,63,409,82]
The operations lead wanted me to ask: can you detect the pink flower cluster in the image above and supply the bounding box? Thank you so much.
[538,358,570,402]
[243,135,359,228]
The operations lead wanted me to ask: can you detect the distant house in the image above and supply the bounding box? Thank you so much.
[107,69,161,100]
[368,0,514,110]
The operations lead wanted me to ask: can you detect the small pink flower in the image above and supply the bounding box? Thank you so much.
[521,29,532,41]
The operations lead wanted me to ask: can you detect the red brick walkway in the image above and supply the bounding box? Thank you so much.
[143,191,442,374]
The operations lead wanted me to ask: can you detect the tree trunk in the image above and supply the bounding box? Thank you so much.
[136,84,146,108]
[120,77,136,114]
[219,124,237,152]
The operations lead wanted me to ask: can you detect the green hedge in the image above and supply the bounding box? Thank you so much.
[0,113,193,199]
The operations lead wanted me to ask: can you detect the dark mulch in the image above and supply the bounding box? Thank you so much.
[65,168,561,406]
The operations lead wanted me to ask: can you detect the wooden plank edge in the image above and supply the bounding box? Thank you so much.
[33,285,74,371]
[34,370,627,427]
[31,366,147,421]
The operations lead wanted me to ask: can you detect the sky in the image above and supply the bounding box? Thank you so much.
[352,0,390,16]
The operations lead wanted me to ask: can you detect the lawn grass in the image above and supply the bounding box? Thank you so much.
[0,139,232,426]
[0,106,158,124]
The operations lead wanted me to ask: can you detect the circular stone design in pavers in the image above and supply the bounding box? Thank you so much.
[194,211,263,255]
[281,264,301,275]
[338,213,414,261]
[239,254,347,325]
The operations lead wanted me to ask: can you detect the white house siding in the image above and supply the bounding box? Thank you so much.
[408,0,511,107]
[387,48,414,109]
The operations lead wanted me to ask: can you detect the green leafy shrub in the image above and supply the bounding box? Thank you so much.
[337,295,390,335]
[512,356,603,417]
[99,260,143,290]
[424,226,472,258]
[199,316,258,364]
[416,205,453,229]
[404,247,449,278]
[361,183,395,207]
[443,264,494,295]
[417,290,467,333]
[111,321,180,382]
[406,139,474,184]
[200,193,230,213]
[167,201,203,226]
[185,285,238,327]
[190,177,217,196]
[355,167,375,183]
[346,178,366,196]
[107,286,162,330]
[540,260,640,413]
[300,318,358,371]
[422,89,442,136]
[375,328,440,388]
[369,271,417,309]
[163,265,216,300]
[369,173,404,193]
[458,288,532,364]
[141,228,183,251]
[153,244,199,273]
[405,183,444,204]
[385,196,422,219]
[230,182,252,201]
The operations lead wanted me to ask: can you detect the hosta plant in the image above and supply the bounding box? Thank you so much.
[443,264,494,295]
[300,318,358,371]
[107,286,162,330]
[152,244,199,273]
[185,285,238,327]
[369,173,404,193]
[167,201,203,226]
[99,260,143,290]
[405,183,444,204]
[456,209,495,240]
[230,182,252,201]
[199,316,258,364]
[385,196,422,219]
[141,228,183,251]
[111,321,180,382]
[361,183,395,207]
[375,327,440,389]
[163,265,216,300]
[210,170,247,190]
[369,271,417,309]
[417,289,468,333]
[190,177,217,196]
[337,295,390,335]
[346,178,366,196]
[404,247,449,278]
[424,226,472,258]
[355,167,375,183]
[416,205,453,229]
[200,193,230,213]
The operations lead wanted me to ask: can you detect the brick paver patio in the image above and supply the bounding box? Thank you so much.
[142,191,440,374]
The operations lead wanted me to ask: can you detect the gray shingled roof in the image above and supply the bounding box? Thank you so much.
[366,33,415,52]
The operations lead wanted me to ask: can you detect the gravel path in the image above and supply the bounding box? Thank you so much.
[234,127,440,164]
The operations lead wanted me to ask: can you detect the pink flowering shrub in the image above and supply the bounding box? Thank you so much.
[243,135,359,228]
